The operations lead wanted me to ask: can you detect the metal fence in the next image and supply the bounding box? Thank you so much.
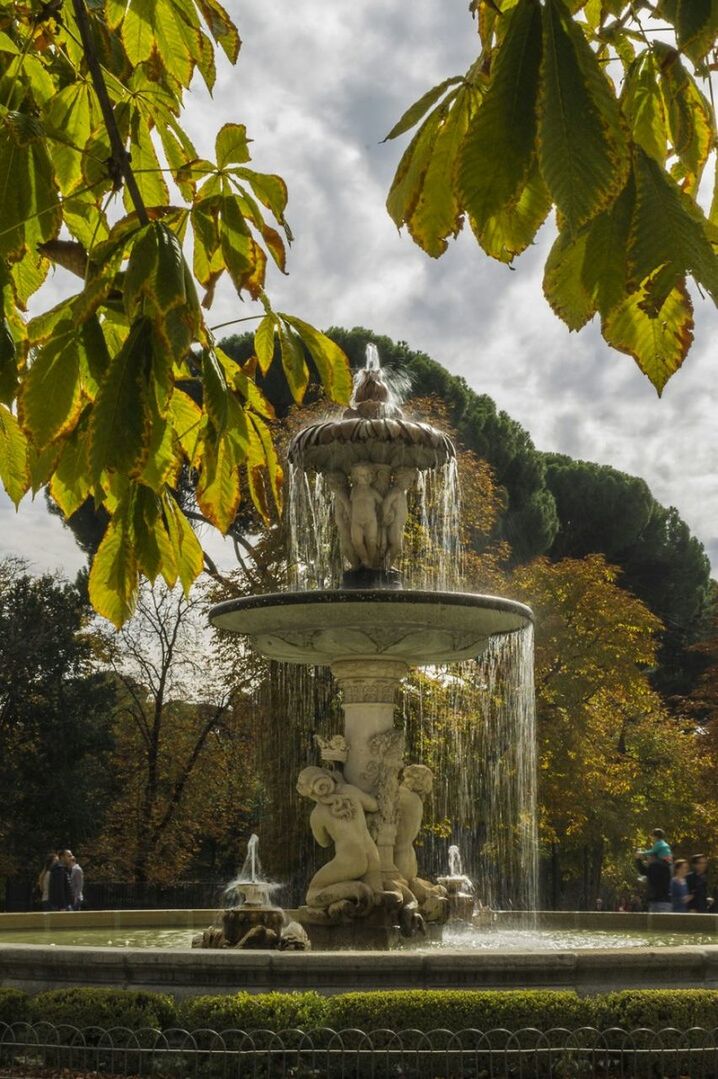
[3,1023,718,1077]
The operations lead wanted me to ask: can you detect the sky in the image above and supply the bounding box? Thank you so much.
[1,0,716,580]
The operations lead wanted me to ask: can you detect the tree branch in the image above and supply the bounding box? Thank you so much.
[71,0,149,226]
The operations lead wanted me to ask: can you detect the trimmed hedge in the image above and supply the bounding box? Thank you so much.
[28,988,176,1031]
[323,990,593,1032]
[178,990,327,1031]
[6,986,718,1032]
[0,988,29,1024]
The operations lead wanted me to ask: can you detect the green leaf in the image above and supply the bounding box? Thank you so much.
[49,418,91,516]
[196,424,241,531]
[277,320,309,404]
[254,313,277,375]
[248,411,283,514]
[90,317,152,481]
[384,76,465,141]
[0,404,29,507]
[123,109,170,210]
[602,279,694,394]
[0,112,61,261]
[21,322,86,447]
[0,317,17,405]
[281,316,352,404]
[676,0,718,63]
[458,0,542,230]
[216,123,251,168]
[629,147,718,312]
[539,0,628,230]
[202,348,229,432]
[168,387,202,463]
[42,81,98,194]
[196,0,241,62]
[474,159,551,262]
[386,101,452,230]
[219,195,265,298]
[658,51,713,194]
[162,491,204,591]
[88,496,139,628]
[407,87,477,256]
[620,52,667,164]
[581,179,635,317]
[543,228,594,331]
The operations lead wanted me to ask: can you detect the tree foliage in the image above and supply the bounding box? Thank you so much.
[385,0,718,392]
[0,0,351,627]
[0,558,116,879]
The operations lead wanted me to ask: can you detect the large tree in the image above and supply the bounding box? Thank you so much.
[0,558,116,881]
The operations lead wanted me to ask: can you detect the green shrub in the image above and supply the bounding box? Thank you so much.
[595,990,718,1031]
[28,988,176,1030]
[0,988,29,1025]
[325,990,593,1032]
[179,991,328,1031]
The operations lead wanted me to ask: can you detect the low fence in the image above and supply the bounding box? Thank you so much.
[3,880,226,913]
[3,1023,718,1077]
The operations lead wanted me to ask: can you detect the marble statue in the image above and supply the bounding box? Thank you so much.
[395,763,449,924]
[350,463,383,567]
[297,766,383,913]
[325,471,360,569]
[382,468,417,569]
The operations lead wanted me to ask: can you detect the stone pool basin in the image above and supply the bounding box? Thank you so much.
[2,910,718,997]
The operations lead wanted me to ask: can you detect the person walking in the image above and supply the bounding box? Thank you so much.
[48,849,72,911]
[69,855,84,911]
[671,859,691,912]
[36,854,57,912]
[687,855,710,913]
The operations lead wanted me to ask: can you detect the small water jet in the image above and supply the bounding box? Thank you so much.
[211,344,535,948]
[193,835,310,951]
[436,845,477,924]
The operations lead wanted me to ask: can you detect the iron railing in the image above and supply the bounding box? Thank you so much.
[3,1023,718,1077]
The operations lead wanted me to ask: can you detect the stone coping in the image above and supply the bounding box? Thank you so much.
[3,943,718,997]
[1,908,716,933]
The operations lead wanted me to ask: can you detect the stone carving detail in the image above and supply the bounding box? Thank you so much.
[350,463,384,567]
[296,766,382,916]
[333,659,408,703]
[315,733,349,765]
[325,471,360,570]
[395,763,449,925]
[382,468,416,569]
[360,729,405,851]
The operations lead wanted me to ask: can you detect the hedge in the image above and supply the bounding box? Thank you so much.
[27,988,176,1031]
[3,987,718,1032]
[0,988,29,1025]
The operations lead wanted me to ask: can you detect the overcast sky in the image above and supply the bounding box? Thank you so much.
[2,0,716,581]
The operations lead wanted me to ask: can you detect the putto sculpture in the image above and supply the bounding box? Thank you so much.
[210,344,534,947]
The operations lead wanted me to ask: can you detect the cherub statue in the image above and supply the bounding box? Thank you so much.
[350,463,383,567]
[325,471,360,569]
[296,766,383,910]
[382,468,416,569]
[394,764,434,883]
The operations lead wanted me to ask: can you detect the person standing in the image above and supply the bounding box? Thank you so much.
[671,859,691,912]
[36,854,57,912]
[48,850,72,911]
[645,855,672,913]
[687,855,710,913]
[69,855,84,911]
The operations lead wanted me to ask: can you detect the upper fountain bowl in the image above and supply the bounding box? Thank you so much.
[288,416,456,474]
[209,590,533,666]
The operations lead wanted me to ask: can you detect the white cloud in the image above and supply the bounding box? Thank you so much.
[2,0,716,576]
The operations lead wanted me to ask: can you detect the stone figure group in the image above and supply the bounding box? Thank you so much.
[296,759,447,927]
[326,464,417,571]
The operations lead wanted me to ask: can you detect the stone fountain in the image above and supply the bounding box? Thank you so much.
[210,346,533,948]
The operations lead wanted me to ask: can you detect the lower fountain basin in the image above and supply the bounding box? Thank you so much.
[209,590,533,665]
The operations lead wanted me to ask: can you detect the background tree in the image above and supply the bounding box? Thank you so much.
[385,0,718,391]
[89,582,259,883]
[0,558,116,884]
[0,0,351,627]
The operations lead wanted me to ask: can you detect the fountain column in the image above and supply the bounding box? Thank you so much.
[331,658,407,882]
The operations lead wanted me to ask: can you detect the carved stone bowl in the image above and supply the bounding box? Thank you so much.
[209,590,533,666]
[287,417,456,473]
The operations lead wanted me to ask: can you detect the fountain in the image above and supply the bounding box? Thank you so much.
[209,346,534,948]
[192,834,310,950]
[437,845,479,925]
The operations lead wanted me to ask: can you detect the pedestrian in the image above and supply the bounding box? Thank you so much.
[671,859,691,912]
[48,849,72,911]
[69,855,84,911]
[35,854,57,912]
[636,828,673,865]
[644,854,672,913]
[687,855,710,913]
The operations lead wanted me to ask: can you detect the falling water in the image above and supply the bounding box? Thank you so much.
[400,625,538,912]
[448,845,463,878]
